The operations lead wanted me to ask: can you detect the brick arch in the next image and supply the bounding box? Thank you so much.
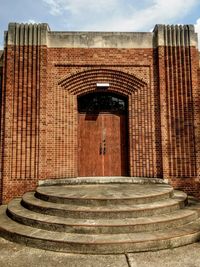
[58,69,147,96]
[53,68,161,180]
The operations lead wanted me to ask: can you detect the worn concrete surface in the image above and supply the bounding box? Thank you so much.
[0,237,200,267]
[0,237,127,267]
[127,242,200,267]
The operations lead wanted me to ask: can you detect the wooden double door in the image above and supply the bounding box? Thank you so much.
[78,92,128,177]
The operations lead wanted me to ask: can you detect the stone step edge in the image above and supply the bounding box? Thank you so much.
[21,191,188,219]
[35,186,174,204]
[1,206,200,254]
[7,199,198,233]
[39,177,167,186]
[22,191,187,213]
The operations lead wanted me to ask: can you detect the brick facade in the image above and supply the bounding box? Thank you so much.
[0,23,200,203]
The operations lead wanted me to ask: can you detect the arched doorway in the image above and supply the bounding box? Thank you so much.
[78,92,129,177]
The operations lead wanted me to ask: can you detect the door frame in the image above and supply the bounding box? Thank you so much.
[77,90,129,177]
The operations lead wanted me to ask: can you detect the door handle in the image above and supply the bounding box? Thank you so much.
[99,143,102,155]
[103,139,106,155]
[100,141,106,155]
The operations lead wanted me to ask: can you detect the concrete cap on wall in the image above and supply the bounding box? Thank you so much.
[5,22,50,46]
[153,24,198,48]
[47,31,154,48]
[3,23,199,49]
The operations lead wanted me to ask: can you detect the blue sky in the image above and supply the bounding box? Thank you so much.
[1,0,200,49]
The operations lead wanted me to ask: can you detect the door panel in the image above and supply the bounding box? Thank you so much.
[78,114,102,176]
[103,114,128,176]
[78,113,128,177]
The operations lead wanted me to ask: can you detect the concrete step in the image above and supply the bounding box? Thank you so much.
[38,177,167,186]
[1,205,200,254]
[1,182,199,254]
[21,191,187,219]
[7,198,198,234]
[35,184,174,206]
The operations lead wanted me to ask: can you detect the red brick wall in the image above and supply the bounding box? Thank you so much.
[1,24,200,203]
[0,55,3,201]
[156,45,200,196]
[39,47,162,182]
[0,44,47,203]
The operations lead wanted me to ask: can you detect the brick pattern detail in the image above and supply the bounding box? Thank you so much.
[57,68,158,178]
[40,48,162,182]
[155,25,200,196]
[0,23,48,203]
[158,45,197,178]
[0,57,3,200]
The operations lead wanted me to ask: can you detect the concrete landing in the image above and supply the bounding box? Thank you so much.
[36,183,173,203]
[1,237,200,267]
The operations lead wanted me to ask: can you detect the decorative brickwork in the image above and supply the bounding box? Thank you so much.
[0,23,48,202]
[0,23,200,203]
[154,25,200,196]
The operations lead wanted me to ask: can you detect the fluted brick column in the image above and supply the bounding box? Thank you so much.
[0,23,49,203]
[154,24,200,195]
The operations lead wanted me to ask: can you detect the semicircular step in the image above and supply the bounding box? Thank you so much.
[1,205,200,254]
[21,191,187,219]
[7,198,198,234]
[35,183,174,206]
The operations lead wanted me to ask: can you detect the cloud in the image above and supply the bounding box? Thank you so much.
[27,19,38,24]
[194,18,200,49]
[43,0,119,16]
[42,0,199,32]
[22,19,41,25]
[112,0,198,31]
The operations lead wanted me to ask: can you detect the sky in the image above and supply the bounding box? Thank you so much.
[1,0,200,49]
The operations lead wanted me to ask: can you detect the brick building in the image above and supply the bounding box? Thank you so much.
[0,23,200,204]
